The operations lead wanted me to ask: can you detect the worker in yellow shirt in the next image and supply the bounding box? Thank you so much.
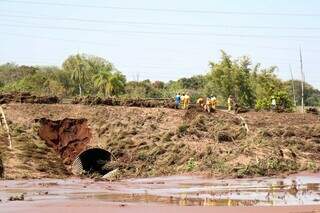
[180,94,185,109]
[183,93,190,109]
[211,96,217,110]
[227,95,233,111]
[196,97,205,109]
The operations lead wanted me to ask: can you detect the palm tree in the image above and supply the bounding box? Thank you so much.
[62,54,89,96]
[93,69,126,97]
[93,69,112,96]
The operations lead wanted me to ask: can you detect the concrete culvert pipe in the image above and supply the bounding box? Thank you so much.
[72,148,111,176]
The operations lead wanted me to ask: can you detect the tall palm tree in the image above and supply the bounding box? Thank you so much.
[93,69,126,97]
[63,54,89,96]
[93,69,112,97]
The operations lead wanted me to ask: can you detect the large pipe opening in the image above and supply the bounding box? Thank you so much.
[72,148,111,176]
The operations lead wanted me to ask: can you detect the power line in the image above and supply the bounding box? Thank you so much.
[2,22,320,40]
[2,30,320,58]
[2,0,320,17]
[0,31,118,47]
[1,13,320,31]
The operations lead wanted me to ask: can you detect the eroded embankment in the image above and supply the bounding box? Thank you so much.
[36,118,92,165]
[0,103,320,179]
[0,92,60,104]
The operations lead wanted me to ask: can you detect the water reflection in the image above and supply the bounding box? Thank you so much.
[1,175,320,207]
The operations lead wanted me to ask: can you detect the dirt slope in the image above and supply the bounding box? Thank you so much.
[0,103,320,179]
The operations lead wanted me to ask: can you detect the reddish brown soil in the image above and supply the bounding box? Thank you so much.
[0,92,59,104]
[1,103,320,179]
[72,96,177,108]
[37,118,92,165]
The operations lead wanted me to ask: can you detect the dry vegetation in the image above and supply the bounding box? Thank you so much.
[0,103,320,179]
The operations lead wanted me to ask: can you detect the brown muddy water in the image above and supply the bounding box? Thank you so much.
[1,174,320,207]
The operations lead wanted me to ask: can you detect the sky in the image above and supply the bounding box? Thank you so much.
[0,0,320,89]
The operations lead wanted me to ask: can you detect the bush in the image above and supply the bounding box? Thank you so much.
[255,91,293,112]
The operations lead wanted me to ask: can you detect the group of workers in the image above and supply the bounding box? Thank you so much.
[174,93,236,113]
[175,93,191,109]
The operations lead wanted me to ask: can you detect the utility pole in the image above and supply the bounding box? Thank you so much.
[289,65,296,107]
[299,47,305,113]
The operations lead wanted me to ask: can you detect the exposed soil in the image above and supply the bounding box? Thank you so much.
[0,103,320,179]
[0,92,60,104]
[36,118,93,165]
[72,96,176,108]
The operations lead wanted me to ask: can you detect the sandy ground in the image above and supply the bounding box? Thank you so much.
[3,200,320,213]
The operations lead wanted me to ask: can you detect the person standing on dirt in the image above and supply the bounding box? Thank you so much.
[227,95,233,111]
[196,97,205,107]
[211,96,217,110]
[175,93,181,109]
[271,96,277,111]
[181,94,185,109]
[183,93,190,109]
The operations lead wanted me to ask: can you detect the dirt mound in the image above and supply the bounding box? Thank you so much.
[72,96,176,108]
[36,118,92,165]
[0,92,60,104]
[2,103,320,179]
[306,107,319,115]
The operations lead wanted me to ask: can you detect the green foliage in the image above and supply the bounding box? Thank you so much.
[93,68,126,97]
[177,123,189,135]
[255,98,271,111]
[0,51,319,108]
[255,91,293,111]
[285,80,320,106]
[205,51,255,107]
[236,156,299,178]
[186,158,196,171]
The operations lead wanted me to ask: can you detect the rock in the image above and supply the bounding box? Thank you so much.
[102,168,120,181]
[8,193,25,201]
[217,131,234,143]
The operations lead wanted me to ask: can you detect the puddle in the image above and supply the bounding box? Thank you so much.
[1,175,320,206]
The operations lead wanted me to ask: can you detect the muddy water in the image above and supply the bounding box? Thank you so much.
[1,175,320,207]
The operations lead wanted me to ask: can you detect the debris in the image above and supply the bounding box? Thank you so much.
[8,193,25,201]
[102,168,120,181]
[217,131,234,143]
[306,107,319,115]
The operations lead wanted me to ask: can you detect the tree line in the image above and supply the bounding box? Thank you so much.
[0,51,319,109]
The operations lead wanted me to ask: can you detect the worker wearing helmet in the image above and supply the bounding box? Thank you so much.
[211,96,217,110]
[183,93,190,109]
[196,97,205,108]
[175,93,181,109]
[227,95,233,111]
[205,96,213,113]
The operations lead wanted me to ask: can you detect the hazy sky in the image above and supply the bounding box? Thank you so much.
[0,0,320,88]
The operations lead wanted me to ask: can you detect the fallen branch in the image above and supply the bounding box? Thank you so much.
[0,106,12,149]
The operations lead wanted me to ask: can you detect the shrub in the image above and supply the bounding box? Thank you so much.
[255,91,293,111]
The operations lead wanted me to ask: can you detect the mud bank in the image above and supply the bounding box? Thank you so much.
[72,96,176,108]
[37,118,92,165]
[1,103,320,179]
[0,92,59,104]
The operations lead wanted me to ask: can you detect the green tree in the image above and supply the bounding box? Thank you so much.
[62,54,91,96]
[93,68,126,97]
[205,51,254,107]
[285,80,320,106]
